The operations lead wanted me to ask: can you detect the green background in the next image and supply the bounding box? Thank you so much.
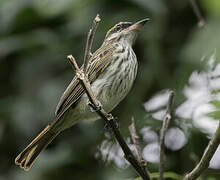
[0,0,220,179]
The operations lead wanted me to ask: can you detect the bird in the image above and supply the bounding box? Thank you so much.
[15,18,149,171]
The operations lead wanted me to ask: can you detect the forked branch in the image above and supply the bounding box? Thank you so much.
[67,15,151,180]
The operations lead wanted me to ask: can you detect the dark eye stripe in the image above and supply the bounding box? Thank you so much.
[105,22,132,40]
[115,23,132,31]
[116,24,121,31]
[121,23,132,29]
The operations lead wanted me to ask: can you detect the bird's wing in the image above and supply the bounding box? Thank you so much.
[54,45,116,120]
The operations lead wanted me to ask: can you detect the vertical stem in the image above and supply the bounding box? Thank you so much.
[159,91,175,180]
[129,117,152,180]
[83,14,101,72]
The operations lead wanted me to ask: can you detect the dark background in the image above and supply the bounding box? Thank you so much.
[0,0,220,179]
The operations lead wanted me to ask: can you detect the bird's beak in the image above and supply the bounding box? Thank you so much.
[128,18,150,32]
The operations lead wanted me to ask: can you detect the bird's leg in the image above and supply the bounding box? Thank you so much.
[87,99,119,131]
[87,100,102,112]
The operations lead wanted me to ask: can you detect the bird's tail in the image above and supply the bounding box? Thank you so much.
[15,125,59,171]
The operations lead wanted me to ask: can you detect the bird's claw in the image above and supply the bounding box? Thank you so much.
[87,100,102,112]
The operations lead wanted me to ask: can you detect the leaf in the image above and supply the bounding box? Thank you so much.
[209,100,220,109]
[134,171,183,180]
[207,111,220,120]
[201,0,220,17]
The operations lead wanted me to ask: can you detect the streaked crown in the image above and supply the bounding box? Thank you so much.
[105,22,132,39]
[104,18,149,45]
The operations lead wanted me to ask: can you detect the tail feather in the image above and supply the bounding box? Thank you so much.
[15,125,59,171]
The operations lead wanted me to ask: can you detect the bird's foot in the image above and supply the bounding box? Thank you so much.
[87,100,102,112]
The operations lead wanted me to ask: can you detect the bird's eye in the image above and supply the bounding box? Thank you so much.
[116,24,121,31]
[122,23,132,29]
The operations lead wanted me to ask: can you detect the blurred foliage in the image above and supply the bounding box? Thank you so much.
[208,99,220,120]
[0,0,220,180]
[134,172,184,180]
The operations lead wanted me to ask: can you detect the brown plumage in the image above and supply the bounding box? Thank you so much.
[15,18,149,171]
[15,125,59,170]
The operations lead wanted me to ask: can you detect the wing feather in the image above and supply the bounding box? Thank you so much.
[54,45,116,120]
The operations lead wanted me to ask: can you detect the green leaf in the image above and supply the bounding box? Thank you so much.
[134,172,183,180]
[202,0,220,17]
[207,111,220,120]
[210,100,220,109]
[133,172,205,180]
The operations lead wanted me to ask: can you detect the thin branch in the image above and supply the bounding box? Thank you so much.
[129,117,143,162]
[67,15,152,179]
[67,54,151,180]
[83,14,101,73]
[184,122,220,180]
[159,91,175,180]
[68,55,102,109]
[129,117,152,180]
[189,0,205,27]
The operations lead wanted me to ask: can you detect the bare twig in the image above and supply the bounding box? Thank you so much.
[159,91,175,180]
[129,117,152,180]
[189,0,205,27]
[83,14,101,73]
[67,54,151,180]
[129,117,143,162]
[68,55,103,110]
[184,122,220,180]
[67,15,151,180]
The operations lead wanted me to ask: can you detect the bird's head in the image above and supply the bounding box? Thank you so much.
[104,18,149,46]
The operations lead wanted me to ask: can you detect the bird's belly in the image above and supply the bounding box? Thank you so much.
[60,51,137,129]
[87,56,137,116]
[80,53,137,120]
